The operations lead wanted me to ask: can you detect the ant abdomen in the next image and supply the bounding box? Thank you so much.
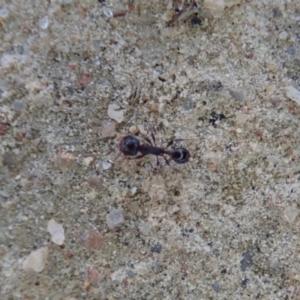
[119,135,140,156]
[170,148,190,164]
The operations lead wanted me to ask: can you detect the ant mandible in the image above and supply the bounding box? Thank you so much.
[119,135,190,165]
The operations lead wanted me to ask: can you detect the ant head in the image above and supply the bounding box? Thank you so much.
[170,147,190,164]
[119,135,140,156]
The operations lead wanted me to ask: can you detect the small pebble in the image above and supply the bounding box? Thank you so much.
[286,46,296,56]
[149,102,159,113]
[86,191,96,200]
[182,96,193,111]
[102,7,113,18]
[101,160,112,170]
[240,250,253,271]
[22,246,48,273]
[235,113,248,124]
[168,204,180,215]
[129,125,138,134]
[229,89,245,101]
[284,206,299,223]
[107,103,124,123]
[47,219,65,245]
[12,99,24,111]
[278,31,289,41]
[131,186,137,196]
[286,86,300,106]
[162,9,174,23]
[101,120,116,138]
[88,176,103,189]
[106,208,124,229]
[83,156,94,167]
[2,152,17,170]
[212,281,221,293]
[80,227,104,250]
[111,267,127,282]
[0,8,9,19]
[139,222,151,235]
[270,256,280,270]
[53,152,76,169]
[39,15,49,29]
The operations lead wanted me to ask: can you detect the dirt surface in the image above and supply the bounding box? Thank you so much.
[1,0,300,299]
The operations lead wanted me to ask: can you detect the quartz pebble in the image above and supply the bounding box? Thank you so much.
[286,86,300,106]
[39,15,49,29]
[101,160,112,170]
[284,206,300,223]
[83,156,94,167]
[229,89,245,101]
[270,256,280,270]
[0,8,9,19]
[106,208,124,229]
[107,103,124,123]
[168,204,180,215]
[101,120,116,138]
[22,246,48,273]
[102,7,113,18]
[47,219,65,245]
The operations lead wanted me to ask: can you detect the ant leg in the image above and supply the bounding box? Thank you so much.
[156,156,160,167]
[128,154,146,160]
[164,138,187,149]
[139,132,153,146]
[129,81,140,103]
[163,156,170,166]
[165,140,174,149]
[151,132,156,146]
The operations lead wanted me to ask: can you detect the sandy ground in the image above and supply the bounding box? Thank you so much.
[1,0,300,299]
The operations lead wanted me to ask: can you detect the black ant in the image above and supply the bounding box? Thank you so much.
[119,135,190,166]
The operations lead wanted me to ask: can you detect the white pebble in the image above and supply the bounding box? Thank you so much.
[107,103,124,123]
[22,246,48,273]
[286,86,300,105]
[47,219,65,245]
[0,8,9,19]
[278,31,289,41]
[168,204,180,215]
[270,256,280,270]
[106,208,124,229]
[39,15,49,29]
[102,7,113,18]
[284,206,299,223]
[101,160,112,170]
[131,186,137,196]
[83,156,94,167]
